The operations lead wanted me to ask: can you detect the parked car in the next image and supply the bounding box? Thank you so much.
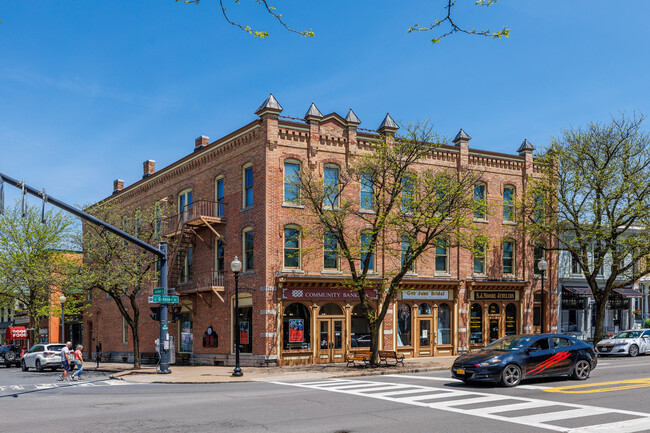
[451,333,598,387]
[595,329,650,357]
[0,344,22,367]
[21,344,67,372]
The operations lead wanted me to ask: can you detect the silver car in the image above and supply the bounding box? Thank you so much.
[21,344,67,372]
[596,329,650,357]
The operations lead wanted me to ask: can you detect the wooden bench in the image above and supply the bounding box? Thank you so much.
[345,350,372,367]
[174,353,191,365]
[140,352,159,365]
[98,353,111,363]
[378,350,405,366]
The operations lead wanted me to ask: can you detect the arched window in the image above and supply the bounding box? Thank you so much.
[178,188,193,220]
[503,185,515,222]
[435,238,448,273]
[323,232,339,270]
[418,303,432,315]
[319,303,343,316]
[503,240,515,275]
[401,173,416,213]
[283,303,310,350]
[505,303,517,336]
[438,303,451,345]
[323,164,340,207]
[489,303,500,314]
[284,160,301,204]
[474,182,486,219]
[473,240,486,274]
[351,304,372,348]
[215,175,225,217]
[470,304,483,344]
[360,172,374,210]
[283,225,301,269]
[397,303,412,347]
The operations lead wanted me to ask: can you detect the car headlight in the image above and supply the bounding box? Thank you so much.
[476,357,501,367]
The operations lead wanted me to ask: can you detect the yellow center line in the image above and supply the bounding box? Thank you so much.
[545,378,650,394]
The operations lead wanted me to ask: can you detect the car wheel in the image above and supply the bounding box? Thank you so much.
[572,359,591,380]
[629,345,639,357]
[35,359,43,372]
[21,360,28,372]
[500,364,522,387]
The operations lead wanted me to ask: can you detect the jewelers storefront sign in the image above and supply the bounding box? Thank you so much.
[472,291,518,301]
[282,288,378,300]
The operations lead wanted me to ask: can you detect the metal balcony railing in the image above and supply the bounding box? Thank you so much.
[177,270,225,293]
[162,200,225,236]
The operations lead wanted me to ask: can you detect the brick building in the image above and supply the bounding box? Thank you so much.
[86,95,557,366]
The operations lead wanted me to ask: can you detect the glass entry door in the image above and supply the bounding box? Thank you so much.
[317,319,344,363]
[489,317,502,343]
[417,318,434,355]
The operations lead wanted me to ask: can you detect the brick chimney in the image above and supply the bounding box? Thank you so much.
[113,179,124,194]
[143,160,155,178]
[194,135,209,152]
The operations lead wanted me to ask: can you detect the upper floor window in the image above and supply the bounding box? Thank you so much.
[503,186,515,222]
[179,188,193,220]
[503,240,515,275]
[243,227,254,271]
[323,164,340,207]
[534,244,544,275]
[360,173,374,211]
[474,183,486,219]
[324,232,339,270]
[215,239,225,273]
[180,247,193,283]
[284,161,301,204]
[474,240,486,274]
[284,226,301,269]
[571,252,580,274]
[401,235,415,272]
[360,231,375,271]
[243,164,254,208]
[435,238,448,273]
[593,243,604,276]
[215,176,225,217]
[154,201,162,238]
[533,194,543,223]
[134,209,142,239]
[401,175,415,213]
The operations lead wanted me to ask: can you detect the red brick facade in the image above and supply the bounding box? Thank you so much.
[85,95,557,366]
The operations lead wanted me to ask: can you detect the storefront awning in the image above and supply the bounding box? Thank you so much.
[5,326,28,340]
[562,286,593,297]
[613,287,643,297]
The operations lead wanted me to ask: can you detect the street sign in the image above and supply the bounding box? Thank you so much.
[153,287,165,295]
[150,295,179,304]
[162,325,168,331]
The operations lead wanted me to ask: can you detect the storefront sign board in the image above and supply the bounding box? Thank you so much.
[400,290,450,300]
[473,291,518,301]
[282,288,378,300]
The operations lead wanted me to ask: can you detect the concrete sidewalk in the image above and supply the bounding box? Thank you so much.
[106,356,457,384]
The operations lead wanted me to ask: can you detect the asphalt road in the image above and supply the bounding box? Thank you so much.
[1,356,649,433]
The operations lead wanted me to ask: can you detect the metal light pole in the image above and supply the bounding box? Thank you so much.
[538,258,548,334]
[231,256,243,377]
[59,294,67,343]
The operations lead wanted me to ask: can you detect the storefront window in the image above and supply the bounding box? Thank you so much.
[438,303,451,345]
[235,306,252,354]
[351,304,371,348]
[505,303,517,336]
[180,313,193,353]
[319,303,343,316]
[283,303,310,350]
[489,303,500,314]
[470,304,483,344]
[397,303,412,347]
[418,303,432,315]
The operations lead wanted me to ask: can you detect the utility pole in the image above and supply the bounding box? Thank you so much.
[0,172,172,374]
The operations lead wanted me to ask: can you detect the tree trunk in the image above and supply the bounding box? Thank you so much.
[131,319,140,369]
[592,293,608,345]
[369,321,380,366]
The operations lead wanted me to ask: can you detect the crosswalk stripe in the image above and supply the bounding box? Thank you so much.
[515,408,606,423]
[470,401,555,415]
[567,417,650,433]
[436,395,512,408]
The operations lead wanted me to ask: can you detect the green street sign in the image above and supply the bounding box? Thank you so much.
[162,325,168,331]
[153,287,165,295]
[150,295,179,304]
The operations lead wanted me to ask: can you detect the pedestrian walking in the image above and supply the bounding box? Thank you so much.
[72,345,84,381]
[58,341,73,381]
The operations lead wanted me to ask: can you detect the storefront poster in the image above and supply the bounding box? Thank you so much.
[240,321,250,345]
[401,290,450,300]
[289,319,304,343]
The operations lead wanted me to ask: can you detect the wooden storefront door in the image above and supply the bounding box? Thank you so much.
[417,317,434,356]
[317,318,344,363]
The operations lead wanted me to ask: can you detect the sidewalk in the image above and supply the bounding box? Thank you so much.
[104,356,457,384]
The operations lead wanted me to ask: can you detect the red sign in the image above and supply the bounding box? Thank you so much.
[5,327,27,340]
[240,321,249,345]
[282,288,378,300]
[289,319,304,343]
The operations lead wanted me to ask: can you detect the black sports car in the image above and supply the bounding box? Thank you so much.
[451,333,598,387]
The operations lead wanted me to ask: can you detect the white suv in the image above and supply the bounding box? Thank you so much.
[21,344,67,372]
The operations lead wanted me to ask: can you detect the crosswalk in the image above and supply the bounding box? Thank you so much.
[0,379,129,394]
[273,377,650,432]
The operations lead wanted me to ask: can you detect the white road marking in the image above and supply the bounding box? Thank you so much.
[598,363,649,370]
[385,374,552,390]
[274,378,650,432]
[0,379,131,394]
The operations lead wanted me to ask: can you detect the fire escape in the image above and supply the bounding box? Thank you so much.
[161,200,226,306]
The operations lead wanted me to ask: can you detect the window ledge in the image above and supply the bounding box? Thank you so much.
[405,272,418,277]
[503,221,517,226]
[241,270,256,275]
[240,206,254,213]
[282,203,304,209]
[434,272,451,277]
[282,269,304,274]
[359,209,376,215]
[472,274,488,278]
[502,275,517,279]
[321,270,343,275]
[473,219,488,224]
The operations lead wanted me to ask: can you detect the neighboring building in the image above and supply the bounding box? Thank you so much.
[557,242,643,339]
[86,95,556,366]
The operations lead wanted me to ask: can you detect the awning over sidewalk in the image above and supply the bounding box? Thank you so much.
[613,287,643,297]
[562,286,593,297]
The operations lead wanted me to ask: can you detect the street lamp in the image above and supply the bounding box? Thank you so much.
[538,257,548,334]
[59,294,67,343]
[231,256,243,377]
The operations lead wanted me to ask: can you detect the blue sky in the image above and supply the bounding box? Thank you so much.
[2,1,650,208]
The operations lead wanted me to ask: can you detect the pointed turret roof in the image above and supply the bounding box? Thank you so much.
[517,138,535,153]
[453,128,471,143]
[345,108,361,125]
[255,93,283,115]
[304,102,323,119]
[378,113,398,131]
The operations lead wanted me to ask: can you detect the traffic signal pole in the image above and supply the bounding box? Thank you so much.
[0,172,172,374]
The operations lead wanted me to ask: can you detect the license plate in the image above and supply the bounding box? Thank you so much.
[456,369,465,375]
[600,347,608,352]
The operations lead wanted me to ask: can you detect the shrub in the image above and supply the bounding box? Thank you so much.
[645,318,650,329]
